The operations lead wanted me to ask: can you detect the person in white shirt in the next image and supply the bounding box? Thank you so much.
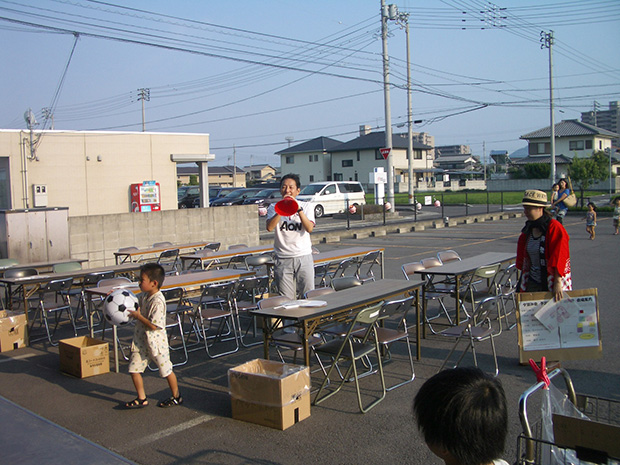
[266,174,315,299]
[413,367,509,465]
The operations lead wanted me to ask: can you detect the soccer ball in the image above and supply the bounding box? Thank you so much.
[103,289,139,326]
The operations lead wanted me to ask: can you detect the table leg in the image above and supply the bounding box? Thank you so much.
[380,251,385,279]
[422,285,427,339]
[302,321,310,367]
[455,275,461,325]
[415,288,421,360]
[113,325,119,373]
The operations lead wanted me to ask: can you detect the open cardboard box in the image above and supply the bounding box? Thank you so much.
[553,413,620,460]
[228,358,310,430]
[59,336,110,378]
[0,311,27,352]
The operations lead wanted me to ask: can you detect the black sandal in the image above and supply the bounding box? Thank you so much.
[158,395,183,408]
[125,397,148,409]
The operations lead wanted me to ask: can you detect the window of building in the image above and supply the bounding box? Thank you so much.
[356,151,360,161]
[334,173,343,181]
[529,142,550,155]
[569,140,584,151]
[309,155,312,162]
[342,159,353,167]
[415,150,422,160]
[309,175,314,182]
[285,156,294,164]
[586,140,593,150]
[375,150,383,160]
[314,154,318,162]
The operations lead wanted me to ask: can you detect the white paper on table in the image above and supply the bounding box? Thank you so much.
[274,300,327,310]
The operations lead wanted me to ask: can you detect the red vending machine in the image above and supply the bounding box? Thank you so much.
[130,181,161,212]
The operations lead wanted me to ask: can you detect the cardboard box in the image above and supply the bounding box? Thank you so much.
[59,336,110,378]
[229,359,310,430]
[0,311,27,352]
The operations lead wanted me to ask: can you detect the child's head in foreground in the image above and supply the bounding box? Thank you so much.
[413,367,508,465]
[139,263,165,290]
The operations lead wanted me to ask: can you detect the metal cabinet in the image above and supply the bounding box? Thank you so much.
[0,208,70,263]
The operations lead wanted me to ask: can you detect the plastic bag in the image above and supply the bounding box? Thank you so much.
[541,382,589,465]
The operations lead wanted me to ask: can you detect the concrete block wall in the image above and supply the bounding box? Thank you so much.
[69,205,260,267]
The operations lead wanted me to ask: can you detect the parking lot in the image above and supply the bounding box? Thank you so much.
[0,213,618,465]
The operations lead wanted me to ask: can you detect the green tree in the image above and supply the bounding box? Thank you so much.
[523,163,551,179]
[189,175,198,185]
[568,151,608,206]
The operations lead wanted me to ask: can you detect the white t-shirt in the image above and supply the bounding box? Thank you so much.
[267,200,315,258]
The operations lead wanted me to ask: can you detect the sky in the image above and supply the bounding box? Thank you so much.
[1,0,619,168]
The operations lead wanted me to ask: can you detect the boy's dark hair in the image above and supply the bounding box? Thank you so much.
[140,263,165,289]
[413,367,507,465]
[280,173,301,189]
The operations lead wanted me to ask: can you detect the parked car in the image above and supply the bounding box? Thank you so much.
[190,186,242,208]
[241,188,280,206]
[210,188,263,206]
[178,185,201,208]
[296,181,366,218]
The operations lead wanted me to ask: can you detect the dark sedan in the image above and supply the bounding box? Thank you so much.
[210,188,263,206]
[241,188,280,206]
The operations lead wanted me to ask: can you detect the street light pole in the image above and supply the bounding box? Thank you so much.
[396,12,414,205]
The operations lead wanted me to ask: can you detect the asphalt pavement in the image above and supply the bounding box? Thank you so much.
[0,212,618,465]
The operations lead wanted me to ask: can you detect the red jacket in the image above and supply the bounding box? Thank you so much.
[516,219,572,292]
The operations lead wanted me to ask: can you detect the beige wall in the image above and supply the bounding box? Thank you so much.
[0,130,210,217]
[69,204,260,267]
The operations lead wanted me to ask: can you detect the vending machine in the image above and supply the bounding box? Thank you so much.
[130,181,161,212]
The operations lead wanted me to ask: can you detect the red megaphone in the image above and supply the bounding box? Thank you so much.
[275,197,299,216]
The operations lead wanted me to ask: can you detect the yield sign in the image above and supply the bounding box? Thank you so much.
[380,147,391,160]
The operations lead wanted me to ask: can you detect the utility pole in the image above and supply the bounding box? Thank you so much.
[233,144,237,187]
[396,11,414,205]
[137,88,150,132]
[381,0,396,207]
[483,141,487,184]
[541,31,555,182]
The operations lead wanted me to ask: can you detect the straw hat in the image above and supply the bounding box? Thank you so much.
[522,189,550,207]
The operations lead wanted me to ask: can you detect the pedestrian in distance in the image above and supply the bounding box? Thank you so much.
[550,183,559,219]
[551,178,570,224]
[124,263,182,409]
[612,197,620,235]
[517,190,572,301]
[266,173,315,300]
[583,202,597,240]
[413,367,510,465]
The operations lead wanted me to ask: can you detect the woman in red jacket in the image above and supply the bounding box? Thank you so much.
[516,190,572,301]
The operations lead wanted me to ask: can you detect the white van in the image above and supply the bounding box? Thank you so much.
[297,181,366,218]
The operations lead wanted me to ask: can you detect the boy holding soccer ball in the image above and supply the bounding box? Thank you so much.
[124,263,182,409]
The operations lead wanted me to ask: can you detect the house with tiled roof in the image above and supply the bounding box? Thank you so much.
[243,164,277,184]
[327,128,433,188]
[517,119,618,178]
[276,136,343,185]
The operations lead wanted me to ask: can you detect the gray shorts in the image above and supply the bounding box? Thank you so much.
[274,254,315,300]
[129,344,173,378]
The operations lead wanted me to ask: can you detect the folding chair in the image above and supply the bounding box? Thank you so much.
[73,270,115,331]
[355,250,381,283]
[52,261,83,274]
[93,277,134,359]
[304,287,335,299]
[313,302,386,413]
[233,275,270,347]
[2,267,38,310]
[322,258,358,287]
[226,253,251,270]
[157,249,180,275]
[456,263,502,321]
[495,263,519,330]
[403,261,454,334]
[28,278,76,346]
[159,287,193,367]
[152,241,173,248]
[438,296,500,376]
[375,296,416,391]
[437,250,461,264]
[203,242,221,252]
[256,296,327,376]
[193,281,239,358]
[331,276,362,291]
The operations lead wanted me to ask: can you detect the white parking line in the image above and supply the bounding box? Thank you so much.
[117,415,217,452]
[0,353,36,363]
